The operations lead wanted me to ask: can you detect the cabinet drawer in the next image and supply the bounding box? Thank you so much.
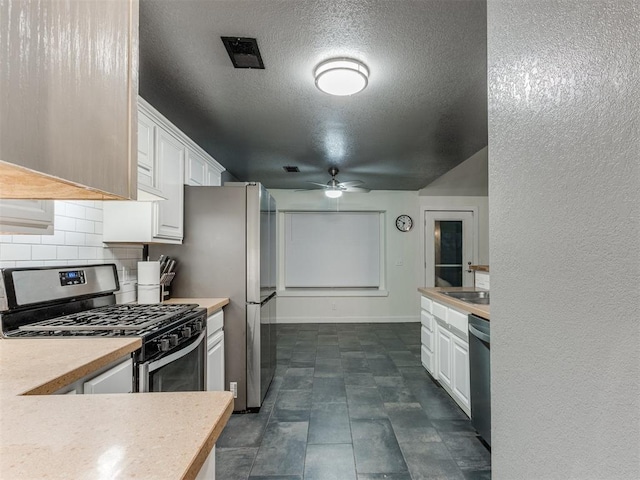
[421,325,434,351]
[420,296,432,313]
[207,309,224,337]
[432,301,448,321]
[448,308,468,336]
[421,344,435,376]
[420,310,434,331]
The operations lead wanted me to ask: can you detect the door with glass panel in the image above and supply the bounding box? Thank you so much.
[425,211,474,287]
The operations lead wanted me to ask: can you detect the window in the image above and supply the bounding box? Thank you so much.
[283,211,382,289]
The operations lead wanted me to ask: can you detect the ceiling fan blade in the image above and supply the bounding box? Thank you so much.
[343,186,371,193]
[306,181,331,188]
[337,180,364,187]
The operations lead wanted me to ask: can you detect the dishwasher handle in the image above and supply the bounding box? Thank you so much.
[469,324,490,344]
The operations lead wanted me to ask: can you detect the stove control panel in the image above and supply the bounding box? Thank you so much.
[59,270,86,286]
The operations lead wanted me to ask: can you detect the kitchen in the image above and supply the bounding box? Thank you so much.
[1,1,638,480]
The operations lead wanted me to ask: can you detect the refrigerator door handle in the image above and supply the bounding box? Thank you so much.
[247,291,276,307]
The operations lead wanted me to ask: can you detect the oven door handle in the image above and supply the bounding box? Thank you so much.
[143,330,206,374]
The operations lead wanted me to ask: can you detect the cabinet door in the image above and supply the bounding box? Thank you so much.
[205,163,222,186]
[436,324,452,388]
[83,358,133,394]
[451,335,471,411]
[154,127,185,240]
[0,200,54,235]
[0,0,137,200]
[207,331,225,391]
[137,110,161,195]
[186,148,207,186]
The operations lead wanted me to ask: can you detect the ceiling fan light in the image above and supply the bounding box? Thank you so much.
[325,189,343,198]
[315,58,369,96]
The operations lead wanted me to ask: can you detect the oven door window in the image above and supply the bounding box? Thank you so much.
[143,332,206,392]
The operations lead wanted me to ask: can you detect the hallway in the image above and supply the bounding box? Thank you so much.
[216,323,491,479]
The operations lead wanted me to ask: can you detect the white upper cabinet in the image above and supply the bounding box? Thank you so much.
[137,110,163,198]
[102,98,224,244]
[0,0,138,200]
[186,147,224,187]
[154,127,185,240]
[0,200,54,235]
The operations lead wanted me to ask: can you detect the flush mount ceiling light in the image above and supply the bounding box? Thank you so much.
[325,189,343,198]
[314,58,369,96]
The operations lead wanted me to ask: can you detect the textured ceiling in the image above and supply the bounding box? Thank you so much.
[139,0,487,191]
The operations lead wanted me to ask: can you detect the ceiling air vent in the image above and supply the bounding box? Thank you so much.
[283,166,300,173]
[221,37,265,69]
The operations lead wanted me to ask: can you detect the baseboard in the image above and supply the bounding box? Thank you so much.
[275,315,420,324]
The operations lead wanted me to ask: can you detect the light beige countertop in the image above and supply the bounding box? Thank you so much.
[164,297,229,316]
[418,287,491,320]
[0,337,233,479]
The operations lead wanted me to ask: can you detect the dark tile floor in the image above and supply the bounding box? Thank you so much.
[216,323,491,480]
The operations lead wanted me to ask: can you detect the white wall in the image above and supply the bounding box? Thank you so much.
[0,201,142,302]
[488,1,639,479]
[420,147,488,196]
[271,189,421,323]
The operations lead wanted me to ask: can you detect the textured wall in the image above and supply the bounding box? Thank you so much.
[420,147,488,196]
[488,1,639,479]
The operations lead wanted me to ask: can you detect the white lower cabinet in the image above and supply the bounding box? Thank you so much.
[436,322,452,389]
[207,310,225,392]
[195,446,216,480]
[84,358,133,394]
[420,295,471,417]
[55,356,133,395]
[451,334,470,410]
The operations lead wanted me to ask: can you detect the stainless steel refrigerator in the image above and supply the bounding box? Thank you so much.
[150,183,276,412]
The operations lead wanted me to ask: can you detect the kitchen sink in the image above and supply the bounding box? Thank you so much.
[441,290,490,305]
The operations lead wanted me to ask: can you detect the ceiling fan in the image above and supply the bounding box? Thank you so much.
[302,167,370,198]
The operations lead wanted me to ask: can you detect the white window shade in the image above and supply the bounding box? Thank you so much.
[284,212,381,288]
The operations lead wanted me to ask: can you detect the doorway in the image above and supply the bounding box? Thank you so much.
[424,210,476,287]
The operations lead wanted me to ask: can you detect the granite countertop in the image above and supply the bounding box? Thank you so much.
[164,297,229,316]
[0,337,233,479]
[418,287,490,320]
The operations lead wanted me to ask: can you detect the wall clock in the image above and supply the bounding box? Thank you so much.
[395,214,413,232]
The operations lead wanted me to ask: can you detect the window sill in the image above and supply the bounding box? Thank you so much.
[277,289,389,298]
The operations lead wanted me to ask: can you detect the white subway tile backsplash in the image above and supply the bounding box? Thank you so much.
[85,233,103,246]
[65,232,86,246]
[54,215,76,231]
[15,260,44,268]
[75,219,95,234]
[64,203,86,219]
[57,246,79,260]
[79,246,98,259]
[85,207,103,222]
[0,244,31,261]
[32,245,58,260]
[41,230,66,246]
[12,235,41,244]
[0,200,137,271]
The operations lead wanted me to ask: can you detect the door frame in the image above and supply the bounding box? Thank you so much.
[420,206,479,288]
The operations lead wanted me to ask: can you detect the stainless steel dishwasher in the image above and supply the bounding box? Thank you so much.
[469,314,491,446]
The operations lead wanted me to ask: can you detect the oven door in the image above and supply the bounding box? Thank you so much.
[138,330,206,393]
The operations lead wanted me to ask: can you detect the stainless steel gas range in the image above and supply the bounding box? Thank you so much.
[0,264,207,393]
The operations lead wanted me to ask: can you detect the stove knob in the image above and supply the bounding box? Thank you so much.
[169,333,179,346]
[182,326,192,338]
[194,320,203,332]
[160,338,171,352]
